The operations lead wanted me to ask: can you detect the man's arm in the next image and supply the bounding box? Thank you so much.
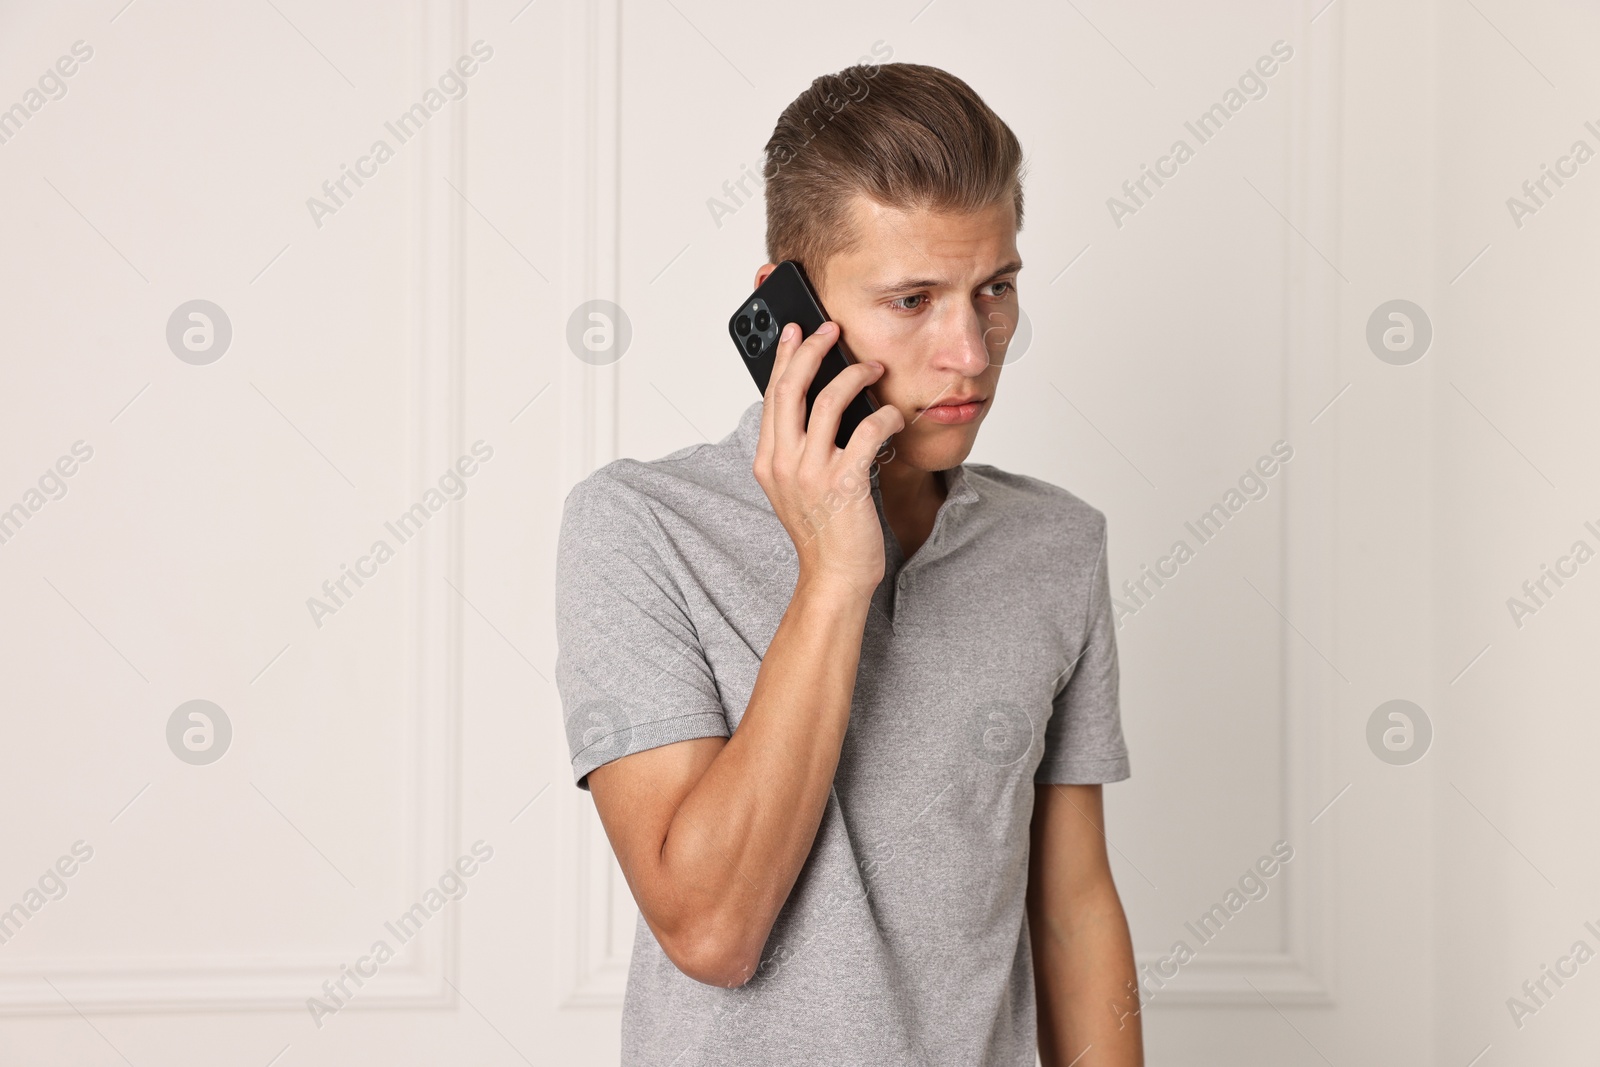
[1028,783,1144,1067]
[586,318,904,989]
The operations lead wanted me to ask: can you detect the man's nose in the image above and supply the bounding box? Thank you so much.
[932,303,993,375]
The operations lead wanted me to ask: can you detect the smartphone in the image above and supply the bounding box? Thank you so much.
[727,260,880,450]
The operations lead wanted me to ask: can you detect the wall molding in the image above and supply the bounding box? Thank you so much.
[0,0,467,1014]
[1131,0,1344,1007]
[559,0,631,1009]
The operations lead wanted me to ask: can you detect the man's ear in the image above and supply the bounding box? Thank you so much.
[753,262,779,289]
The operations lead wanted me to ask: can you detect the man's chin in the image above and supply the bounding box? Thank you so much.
[885,427,978,474]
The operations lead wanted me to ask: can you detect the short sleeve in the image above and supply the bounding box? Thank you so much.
[1034,518,1131,784]
[554,470,730,790]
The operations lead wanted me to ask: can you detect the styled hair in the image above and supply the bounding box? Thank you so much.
[762,62,1026,286]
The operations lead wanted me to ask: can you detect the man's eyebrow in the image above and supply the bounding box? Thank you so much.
[865,259,1024,297]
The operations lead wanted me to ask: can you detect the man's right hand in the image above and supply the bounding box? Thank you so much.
[752,319,906,594]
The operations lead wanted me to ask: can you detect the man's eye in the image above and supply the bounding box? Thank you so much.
[986,281,1014,298]
[890,294,925,311]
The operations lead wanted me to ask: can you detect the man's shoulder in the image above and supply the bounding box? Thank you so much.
[560,411,767,540]
[964,462,1107,542]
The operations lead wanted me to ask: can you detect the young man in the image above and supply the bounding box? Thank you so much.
[556,62,1142,1066]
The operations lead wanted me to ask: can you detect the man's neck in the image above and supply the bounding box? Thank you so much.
[875,456,947,560]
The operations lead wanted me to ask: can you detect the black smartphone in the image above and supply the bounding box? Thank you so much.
[727,260,880,450]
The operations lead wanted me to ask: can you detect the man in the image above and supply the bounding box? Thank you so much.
[556,61,1142,1066]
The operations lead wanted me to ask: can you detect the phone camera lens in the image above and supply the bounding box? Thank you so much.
[744,335,761,357]
[735,314,751,336]
[753,310,771,332]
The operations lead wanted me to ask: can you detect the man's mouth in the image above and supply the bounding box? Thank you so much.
[917,395,987,425]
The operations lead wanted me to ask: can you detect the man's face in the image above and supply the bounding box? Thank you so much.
[755,194,1021,473]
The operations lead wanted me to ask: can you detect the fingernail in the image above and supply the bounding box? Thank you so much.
[782,323,796,340]
[868,361,883,371]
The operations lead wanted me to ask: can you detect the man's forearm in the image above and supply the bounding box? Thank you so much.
[658,571,871,982]
[1031,880,1144,1066]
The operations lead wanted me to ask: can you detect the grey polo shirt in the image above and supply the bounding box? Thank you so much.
[555,399,1130,1066]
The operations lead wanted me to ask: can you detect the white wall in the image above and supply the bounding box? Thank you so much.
[0,0,1592,1063]
[1431,0,1600,1062]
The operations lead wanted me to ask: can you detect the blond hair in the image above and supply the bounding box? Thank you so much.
[762,62,1026,285]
